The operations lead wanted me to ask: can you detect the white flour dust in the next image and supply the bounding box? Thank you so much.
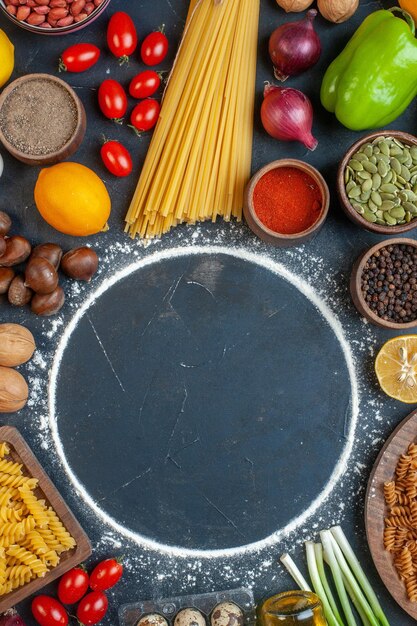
[22,222,386,591]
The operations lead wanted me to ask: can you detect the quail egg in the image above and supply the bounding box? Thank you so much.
[174,608,206,626]
[211,602,243,626]
[137,614,169,626]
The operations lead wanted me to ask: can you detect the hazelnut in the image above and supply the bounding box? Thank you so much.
[0,365,28,413]
[0,237,5,258]
[8,275,33,307]
[61,247,98,282]
[25,257,58,295]
[0,268,14,295]
[0,236,31,267]
[0,324,36,367]
[31,286,65,316]
[0,211,11,237]
[30,243,63,270]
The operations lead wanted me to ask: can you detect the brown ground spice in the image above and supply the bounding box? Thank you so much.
[0,77,78,156]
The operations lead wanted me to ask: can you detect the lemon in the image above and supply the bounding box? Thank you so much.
[0,30,14,89]
[375,335,417,403]
[34,162,111,236]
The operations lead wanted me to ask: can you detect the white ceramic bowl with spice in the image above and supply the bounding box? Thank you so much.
[0,0,111,35]
[243,159,330,247]
[0,74,86,166]
[350,238,417,330]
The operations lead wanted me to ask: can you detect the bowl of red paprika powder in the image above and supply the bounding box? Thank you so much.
[243,159,330,247]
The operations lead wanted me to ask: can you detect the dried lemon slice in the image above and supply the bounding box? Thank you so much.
[375,335,417,403]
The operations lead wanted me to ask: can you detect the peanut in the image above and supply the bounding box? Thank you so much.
[5,0,103,28]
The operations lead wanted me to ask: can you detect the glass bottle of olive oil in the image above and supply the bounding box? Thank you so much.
[258,591,327,626]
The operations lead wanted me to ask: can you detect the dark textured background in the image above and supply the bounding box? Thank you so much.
[1,0,417,624]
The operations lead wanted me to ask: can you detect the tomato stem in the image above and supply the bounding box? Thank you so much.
[112,118,124,125]
[127,124,142,138]
[118,55,130,66]
[58,58,67,73]
[159,23,166,34]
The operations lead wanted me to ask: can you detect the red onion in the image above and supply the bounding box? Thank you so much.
[269,10,321,81]
[261,84,318,151]
[0,611,26,626]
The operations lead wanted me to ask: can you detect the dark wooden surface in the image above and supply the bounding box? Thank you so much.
[0,426,91,613]
[1,0,417,625]
[365,410,417,621]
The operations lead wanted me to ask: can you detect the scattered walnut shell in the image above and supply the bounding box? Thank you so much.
[276,0,314,11]
[317,0,359,22]
[0,236,31,267]
[8,276,33,307]
[0,268,14,295]
[0,366,28,413]
[0,324,36,367]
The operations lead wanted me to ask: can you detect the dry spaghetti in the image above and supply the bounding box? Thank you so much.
[125,0,260,239]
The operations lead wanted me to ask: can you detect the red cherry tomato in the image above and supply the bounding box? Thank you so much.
[76,591,108,625]
[59,44,100,73]
[130,99,160,132]
[32,596,68,626]
[141,29,168,66]
[98,80,128,122]
[107,12,138,63]
[129,70,161,99]
[90,558,124,591]
[101,141,132,177]
[58,566,89,605]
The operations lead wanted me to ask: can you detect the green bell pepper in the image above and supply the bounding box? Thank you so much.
[321,8,417,131]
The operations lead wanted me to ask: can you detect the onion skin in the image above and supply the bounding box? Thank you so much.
[261,84,318,151]
[269,10,321,81]
[0,613,26,626]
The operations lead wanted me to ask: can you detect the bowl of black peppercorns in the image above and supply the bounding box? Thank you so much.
[350,238,417,329]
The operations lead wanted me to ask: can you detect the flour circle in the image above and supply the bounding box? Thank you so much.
[48,246,359,559]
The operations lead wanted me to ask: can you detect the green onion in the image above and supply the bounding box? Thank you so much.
[331,526,390,626]
[279,553,311,591]
[321,530,357,626]
[314,542,344,626]
[343,575,373,626]
[305,541,343,626]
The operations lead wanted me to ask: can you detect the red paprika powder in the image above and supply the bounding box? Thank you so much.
[253,166,322,235]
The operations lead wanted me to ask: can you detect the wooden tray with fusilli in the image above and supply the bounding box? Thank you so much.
[0,425,91,613]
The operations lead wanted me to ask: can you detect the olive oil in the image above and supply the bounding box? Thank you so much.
[258,591,326,626]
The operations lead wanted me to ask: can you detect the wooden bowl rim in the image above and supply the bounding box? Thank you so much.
[0,73,85,163]
[365,408,417,620]
[338,130,417,235]
[351,237,417,330]
[244,159,330,242]
[0,0,111,34]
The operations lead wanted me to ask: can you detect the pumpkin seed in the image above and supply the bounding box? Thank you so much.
[380,183,398,193]
[363,145,373,158]
[391,157,402,175]
[354,152,368,162]
[382,171,393,184]
[384,212,397,225]
[393,138,405,148]
[360,191,371,202]
[390,207,406,220]
[346,180,356,193]
[375,219,386,225]
[380,192,396,201]
[404,201,417,214]
[381,200,396,211]
[369,155,377,165]
[374,136,388,144]
[377,154,390,164]
[357,170,372,180]
[379,141,391,156]
[348,186,361,198]
[401,165,411,181]
[375,210,384,219]
[367,200,378,213]
[363,209,377,223]
[410,146,417,160]
[372,173,381,190]
[370,191,382,206]
[349,159,363,171]
[361,179,373,192]
[406,211,413,223]
[378,161,388,177]
[352,203,365,215]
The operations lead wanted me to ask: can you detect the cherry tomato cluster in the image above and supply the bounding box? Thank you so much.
[58,11,169,178]
[31,558,123,626]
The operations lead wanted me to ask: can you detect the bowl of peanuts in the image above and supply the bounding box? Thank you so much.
[0,0,111,34]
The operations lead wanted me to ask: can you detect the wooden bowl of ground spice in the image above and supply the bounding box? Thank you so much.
[243,159,329,247]
[338,131,417,235]
[350,239,417,329]
[0,74,86,166]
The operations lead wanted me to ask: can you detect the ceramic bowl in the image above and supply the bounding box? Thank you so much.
[0,74,86,166]
[243,159,330,247]
[350,238,417,330]
[338,130,417,235]
[0,0,111,35]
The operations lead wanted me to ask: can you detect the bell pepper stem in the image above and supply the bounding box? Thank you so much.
[389,7,415,36]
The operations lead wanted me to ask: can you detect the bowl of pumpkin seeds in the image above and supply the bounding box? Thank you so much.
[338,131,417,234]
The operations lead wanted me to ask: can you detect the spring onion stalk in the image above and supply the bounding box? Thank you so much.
[280,553,312,591]
[343,575,373,626]
[305,541,343,626]
[330,527,390,626]
[329,534,379,626]
[314,542,345,626]
[321,530,357,626]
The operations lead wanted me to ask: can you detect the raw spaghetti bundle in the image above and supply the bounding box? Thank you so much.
[125,0,260,239]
